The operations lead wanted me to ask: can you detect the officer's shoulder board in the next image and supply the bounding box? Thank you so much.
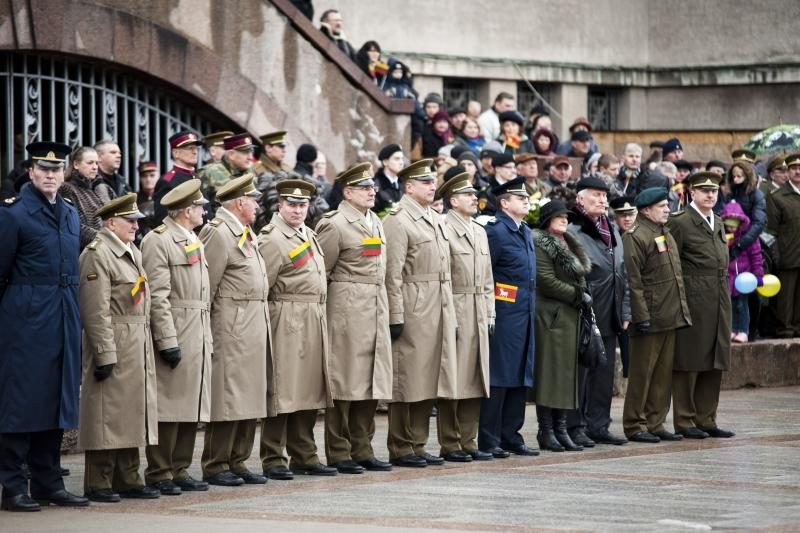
[260,223,275,234]
[86,239,101,251]
[2,196,18,206]
[484,216,498,225]
[626,224,638,234]
[669,210,687,219]
[153,224,168,234]
[208,218,222,227]
[63,197,73,204]
[322,210,338,218]
[388,206,402,216]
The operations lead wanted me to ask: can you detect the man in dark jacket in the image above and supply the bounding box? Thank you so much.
[479,177,539,458]
[153,131,204,224]
[668,172,734,439]
[319,9,356,61]
[0,142,88,511]
[94,140,130,198]
[567,177,631,447]
[371,144,405,215]
[622,188,691,443]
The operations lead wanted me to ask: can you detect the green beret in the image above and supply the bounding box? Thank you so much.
[634,187,669,209]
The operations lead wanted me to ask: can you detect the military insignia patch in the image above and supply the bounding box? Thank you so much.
[478,198,487,211]
[494,282,518,303]
[154,224,168,234]
[86,273,98,281]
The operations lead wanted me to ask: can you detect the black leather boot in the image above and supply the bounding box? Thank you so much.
[536,406,565,452]
[554,409,583,451]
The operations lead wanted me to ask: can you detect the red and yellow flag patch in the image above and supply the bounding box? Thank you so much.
[655,235,668,253]
[361,237,382,256]
[131,276,146,305]
[238,227,254,257]
[495,283,518,303]
[289,241,313,268]
[185,241,202,264]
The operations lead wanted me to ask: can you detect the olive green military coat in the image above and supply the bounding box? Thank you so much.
[766,183,800,270]
[199,208,269,421]
[623,215,691,335]
[443,210,494,399]
[141,217,213,423]
[383,195,458,402]
[315,201,393,402]
[78,228,158,449]
[259,213,331,416]
[667,206,731,371]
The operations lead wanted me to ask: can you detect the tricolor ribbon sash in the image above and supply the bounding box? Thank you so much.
[238,226,254,257]
[361,237,382,256]
[289,241,313,268]
[131,276,147,305]
[495,282,518,303]
[185,241,202,264]
[655,235,668,253]
[725,233,735,247]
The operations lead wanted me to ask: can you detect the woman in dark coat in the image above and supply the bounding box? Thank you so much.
[59,146,105,251]
[533,201,592,452]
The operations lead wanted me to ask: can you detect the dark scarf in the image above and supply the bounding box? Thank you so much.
[575,203,611,247]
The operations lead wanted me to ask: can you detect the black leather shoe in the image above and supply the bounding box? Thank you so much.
[233,469,268,484]
[32,489,89,507]
[173,476,209,491]
[678,427,709,439]
[628,431,661,443]
[417,452,445,465]
[356,457,393,471]
[293,463,338,476]
[442,450,473,463]
[587,430,627,445]
[264,466,294,480]
[700,427,735,438]
[203,471,245,486]
[507,444,540,456]
[570,429,596,448]
[330,460,365,474]
[653,430,683,441]
[390,453,427,467]
[118,485,160,499]
[466,449,493,461]
[485,447,511,459]
[149,480,182,495]
[1,494,41,512]
[85,489,121,503]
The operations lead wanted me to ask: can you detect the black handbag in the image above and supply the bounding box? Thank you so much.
[578,306,607,369]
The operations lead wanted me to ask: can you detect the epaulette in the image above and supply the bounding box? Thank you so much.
[63,197,73,204]
[153,224,168,234]
[2,196,18,206]
[388,206,402,215]
[485,217,497,225]
[208,218,222,227]
[322,210,337,218]
[260,224,275,234]
[669,210,686,218]
[627,225,638,234]
[86,239,101,250]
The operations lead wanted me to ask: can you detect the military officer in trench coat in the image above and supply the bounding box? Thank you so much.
[667,172,735,439]
[258,179,337,479]
[141,180,213,494]
[383,159,458,468]
[199,175,269,486]
[315,163,394,474]
[79,193,159,502]
[622,187,691,443]
[438,171,495,462]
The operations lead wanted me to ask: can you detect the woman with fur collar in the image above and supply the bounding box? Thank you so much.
[532,201,593,452]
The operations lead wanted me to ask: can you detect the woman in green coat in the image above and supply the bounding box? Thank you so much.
[533,201,592,452]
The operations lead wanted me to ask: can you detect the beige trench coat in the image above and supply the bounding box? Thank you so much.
[383,195,458,402]
[199,208,269,421]
[443,211,494,399]
[315,201,393,401]
[259,214,331,416]
[141,217,213,423]
[78,228,158,450]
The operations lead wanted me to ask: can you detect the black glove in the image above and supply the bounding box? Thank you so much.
[94,364,115,382]
[160,347,182,369]
[729,245,741,260]
[581,291,593,307]
[488,323,496,336]
[634,320,651,334]
[389,323,404,340]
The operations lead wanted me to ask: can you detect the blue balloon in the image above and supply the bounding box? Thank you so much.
[735,272,758,294]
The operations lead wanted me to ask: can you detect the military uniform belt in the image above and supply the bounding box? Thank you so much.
[329,273,384,285]
[169,298,210,310]
[452,286,482,294]
[111,315,148,324]
[10,274,80,287]
[270,293,326,303]
[404,272,451,282]
[216,289,268,301]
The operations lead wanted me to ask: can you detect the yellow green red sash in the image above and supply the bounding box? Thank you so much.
[289,241,313,267]
[185,241,202,264]
[361,237,382,256]
[131,276,146,305]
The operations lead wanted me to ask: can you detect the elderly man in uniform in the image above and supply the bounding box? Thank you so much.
[79,193,159,502]
[383,159,458,468]
[438,171,495,462]
[197,133,254,208]
[622,188,691,443]
[316,163,394,474]
[479,176,538,458]
[0,142,87,511]
[199,175,269,486]
[668,172,735,439]
[153,131,203,224]
[567,177,630,447]
[258,179,337,478]
[141,180,213,494]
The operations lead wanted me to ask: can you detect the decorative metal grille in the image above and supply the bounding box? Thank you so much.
[516,81,553,117]
[1,52,236,190]
[442,78,478,111]
[588,88,618,131]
